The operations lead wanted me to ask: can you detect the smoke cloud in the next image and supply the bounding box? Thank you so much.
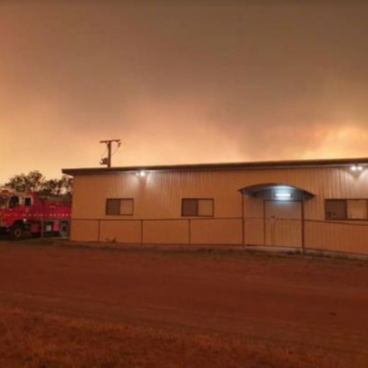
[1,0,368,180]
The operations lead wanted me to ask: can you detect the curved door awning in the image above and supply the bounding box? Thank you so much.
[240,183,315,201]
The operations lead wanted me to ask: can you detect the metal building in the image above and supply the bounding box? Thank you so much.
[63,158,368,256]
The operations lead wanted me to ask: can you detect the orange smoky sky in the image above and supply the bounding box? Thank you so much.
[1,0,368,182]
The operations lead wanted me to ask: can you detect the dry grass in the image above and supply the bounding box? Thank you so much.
[1,241,367,367]
[0,305,354,368]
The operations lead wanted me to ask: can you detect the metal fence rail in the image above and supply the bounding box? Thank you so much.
[71,217,368,257]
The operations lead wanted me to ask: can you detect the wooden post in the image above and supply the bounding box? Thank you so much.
[271,217,276,246]
[141,220,144,246]
[41,216,44,239]
[97,220,101,242]
[240,194,245,246]
[263,200,267,246]
[188,219,191,245]
[301,200,306,255]
[41,199,44,239]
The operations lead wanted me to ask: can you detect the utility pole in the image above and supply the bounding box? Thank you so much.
[100,139,121,168]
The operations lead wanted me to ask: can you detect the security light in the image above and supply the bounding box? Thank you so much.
[275,192,292,200]
[351,165,363,171]
[135,170,146,177]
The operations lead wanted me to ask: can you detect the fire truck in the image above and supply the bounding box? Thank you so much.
[0,190,71,240]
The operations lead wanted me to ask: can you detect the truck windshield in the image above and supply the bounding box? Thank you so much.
[0,196,8,209]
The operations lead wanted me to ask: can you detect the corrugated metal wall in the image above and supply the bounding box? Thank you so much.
[70,166,368,254]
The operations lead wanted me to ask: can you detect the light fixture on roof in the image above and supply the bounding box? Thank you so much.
[351,165,363,172]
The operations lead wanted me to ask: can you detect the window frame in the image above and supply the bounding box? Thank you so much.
[106,198,134,216]
[325,199,368,221]
[181,198,215,218]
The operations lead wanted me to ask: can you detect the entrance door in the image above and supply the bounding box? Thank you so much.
[265,201,302,248]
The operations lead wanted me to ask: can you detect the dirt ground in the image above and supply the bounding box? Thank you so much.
[0,240,367,368]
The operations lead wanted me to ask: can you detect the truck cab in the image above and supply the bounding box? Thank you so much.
[6,194,33,209]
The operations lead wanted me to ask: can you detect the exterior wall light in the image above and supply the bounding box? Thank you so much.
[136,171,146,177]
[351,165,363,172]
[275,191,292,201]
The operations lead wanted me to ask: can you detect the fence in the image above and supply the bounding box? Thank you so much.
[71,217,368,257]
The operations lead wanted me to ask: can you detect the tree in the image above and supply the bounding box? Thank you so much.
[2,171,73,197]
[42,175,73,197]
[3,171,44,193]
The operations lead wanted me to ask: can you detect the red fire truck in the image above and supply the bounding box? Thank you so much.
[0,190,71,240]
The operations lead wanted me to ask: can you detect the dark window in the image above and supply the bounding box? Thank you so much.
[106,199,134,216]
[24,197,32,207]
[326,199,368,220]
[0,197,6,208]
[182,199,198,217]
[9,196,19,209]
[325,200,347,220]
[106,199,120,215]
[182,199,214,217]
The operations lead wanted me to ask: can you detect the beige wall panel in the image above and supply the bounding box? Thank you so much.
[71,220,99,242]
[191,219,242,245]
[243,197,264,218]
[243,199,265,245]
[272,220,302,248]
[265,219,302,248]
[305,222,368,255]
[244,218,265,245]
[143,220,189,244]
[100,221,141,244]
[71,166,368,253]
[72,167,368,223]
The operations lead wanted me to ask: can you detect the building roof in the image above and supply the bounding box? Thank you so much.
[62,157,368,176]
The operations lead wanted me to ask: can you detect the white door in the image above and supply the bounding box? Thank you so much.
[265,201,302,248]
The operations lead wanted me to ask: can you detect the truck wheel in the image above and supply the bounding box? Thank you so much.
[10,224,25,240]
[59,222,70,238]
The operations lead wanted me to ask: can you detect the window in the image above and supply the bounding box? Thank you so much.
[24,197,32,207]
[325,199,368,220]
[347,200,368,220]
[325,200,346,220]
[106,199,134,216]
[182,199,214,217]
[0,196,7,209]
[9,196,19,209]
[182,199,197,217]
